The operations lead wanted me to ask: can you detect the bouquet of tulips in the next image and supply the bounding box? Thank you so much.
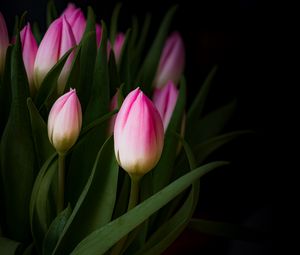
[0,1,246,254]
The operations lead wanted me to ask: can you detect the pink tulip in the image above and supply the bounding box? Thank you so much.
[108,90,119,135]
[62,3,77,18]
[96,24,102,48]
[0,12,9,75]
[34,16,76,94]
[154,32,185,88]
[114,88,164,177]
[113,33,125,63]
[20,23,38,95]
[48,88,82,154]
[152,80,179,131]
[64,8,86,44]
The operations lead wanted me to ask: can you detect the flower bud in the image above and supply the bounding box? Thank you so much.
[96,24,102,48]
[114,88,164,177]
[20,23,38,95]
[0,12,9,75]
[62,3,76,18]
[48,88,82,154]
[152,80,179,131]
[113,33,125,63]
[154,32,185,88]
[64,8,86,44]
[34,16,76,94]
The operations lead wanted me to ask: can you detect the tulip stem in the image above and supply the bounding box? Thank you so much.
[57,153,66,214]
[110,175,141,255]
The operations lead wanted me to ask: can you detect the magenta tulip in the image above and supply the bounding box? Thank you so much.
[64,8,86,44]
[34,16,76,94]
[96,24,102,48]
[0,12,9,75]
[62,3,76,18]
[20,23,38,95]
[114,88,164,177]
[154,32,185,88]
[152,80,179,131]
[48,88,82,154]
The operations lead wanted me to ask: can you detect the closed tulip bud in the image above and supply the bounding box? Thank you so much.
[154,32,185,88]
[62,3,77,18]
[48,89,82,154]
[113,33,125,63]
[65,8,86,44]
[0,12,9,75]
[34,16,76,94]
[20,23,38,95]
[152,80,179,131]
[96,24,102,48]
[114,88,164,178]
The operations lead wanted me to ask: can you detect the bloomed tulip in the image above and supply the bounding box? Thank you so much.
[0,12,9,75]
[114,88,164,178]
[152,80,179,131]
[113,33,125,63]
[154,32,185,88]
[34,16,76,94]
[48,89,82,154]
[20,23,38,95]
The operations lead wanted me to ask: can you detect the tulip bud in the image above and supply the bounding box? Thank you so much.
[48,88,82,154]
[154,32,185,88]
[108,90,119,135]
[64,8,86,44]
[96,24,102,48]
[113,33,125,63]
[114,88,164,177]
[62,3,77,18]
[34,16,76,94]
[0,12,9,75]
[152,80,179,131]
[20,23,38,95]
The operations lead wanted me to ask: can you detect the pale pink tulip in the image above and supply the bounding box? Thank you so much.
[152,80,179,131]
[34,16,76,94]
[114,88,164,177]
[65,8,86,44]
[154,32,185,88]
[20,23,38,95]
[48,88,82,154]
[0,12,9,75]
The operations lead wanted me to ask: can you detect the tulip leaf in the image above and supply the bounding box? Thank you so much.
[35,48,73,111]
[70,161,227,255]
[130,16,139,50]
[0,237,23,255]
[0,45,12,136]
[108,51,121,94]
[32,22,42,43]
[54,136,119,255]
[187,99,237,146]
[110,3,122,45]
[43,205,72,255]
[113,172,130,219]
[0,33,36,242]
[46,0,58,27]
[138,6,177,93]
[30,153,57,253]
[65,45,82,93]
[84,21,109,125]
[27,98,55,168]
[187,65,218,123]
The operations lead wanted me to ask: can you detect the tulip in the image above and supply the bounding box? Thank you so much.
[20,23,38,95]
[108,90,119,135]
[48,88,82,154]
[34,16,76,94]
[96,24,102,48]
[113,33,125,63]
[154,31,185,88]
[62,3,77,18]
[152,80,179,131]
[114,88,164,178]
[0,12,9,75]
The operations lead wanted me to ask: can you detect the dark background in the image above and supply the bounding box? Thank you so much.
[1,0,272,254]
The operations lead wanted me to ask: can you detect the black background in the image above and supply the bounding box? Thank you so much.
[1,0,272,254]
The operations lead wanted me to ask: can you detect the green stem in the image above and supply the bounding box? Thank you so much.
[110,175,140,255]
[57,154,65,214]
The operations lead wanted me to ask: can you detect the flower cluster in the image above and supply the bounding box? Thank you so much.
[0,2,238,255]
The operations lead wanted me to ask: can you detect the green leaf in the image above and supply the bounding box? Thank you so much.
[187,99,236,146]
[64,45,81,93]
[187,65,217,122]
[0,33,36,242]
[194,131,252,164]
[46,0,58,27]
[30,153,57,253]
[84,21,109,125]
[32,22,42,43]
[0,237,23,255]
[110,3,122,45]
[27,98,55,168]
[108,51,121,94]
[35,48,73,110]
[43,205,72,255]
[70,161,227,255]
[54,136,119,254]
[138,6,177,94]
